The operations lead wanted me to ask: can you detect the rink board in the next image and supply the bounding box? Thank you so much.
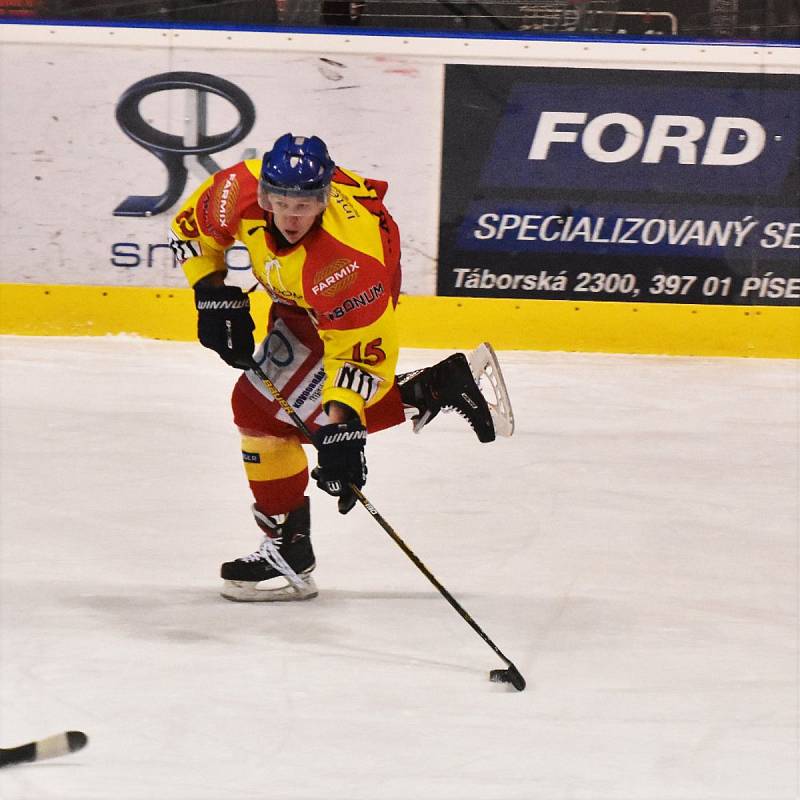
[0,22,797,356]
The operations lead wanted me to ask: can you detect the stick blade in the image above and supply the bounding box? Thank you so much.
[35,730,89,762]
[489,666,527,692]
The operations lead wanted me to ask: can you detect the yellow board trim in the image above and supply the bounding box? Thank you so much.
[0,283,797,359]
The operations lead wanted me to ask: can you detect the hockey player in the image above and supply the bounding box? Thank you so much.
[169,133,512,602]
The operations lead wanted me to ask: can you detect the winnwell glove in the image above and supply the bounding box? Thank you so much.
[194,284,255,369]
[311,419,367,515]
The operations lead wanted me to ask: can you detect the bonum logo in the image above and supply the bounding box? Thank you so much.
[529,112,767,166]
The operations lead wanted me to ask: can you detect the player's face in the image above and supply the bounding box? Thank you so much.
[266,194,326,244]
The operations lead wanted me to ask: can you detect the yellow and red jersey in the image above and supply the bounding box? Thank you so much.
[169,160,402,418]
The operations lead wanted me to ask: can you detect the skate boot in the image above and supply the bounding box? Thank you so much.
[396,343,514,442]
[220,498,318,602]
[397,352,493,442]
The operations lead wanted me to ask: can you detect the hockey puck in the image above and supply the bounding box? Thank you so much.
[488,666,526,692]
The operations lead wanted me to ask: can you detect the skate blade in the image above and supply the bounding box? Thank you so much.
[221,575,319,602]
[468,342,515,437]
[411,409,433,435]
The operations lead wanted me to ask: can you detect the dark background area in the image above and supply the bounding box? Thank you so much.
[1,0,798,40]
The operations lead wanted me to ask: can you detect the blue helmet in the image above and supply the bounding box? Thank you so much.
[259,133,335,203]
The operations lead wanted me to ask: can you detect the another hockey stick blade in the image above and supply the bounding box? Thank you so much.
[0,730,88,768]
[468,342,515,438]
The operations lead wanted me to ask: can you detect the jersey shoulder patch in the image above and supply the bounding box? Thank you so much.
[197,161,260,243]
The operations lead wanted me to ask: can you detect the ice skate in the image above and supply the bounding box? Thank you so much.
[220,499,318,602]
[467,342,515,438]
[397,342,514,442]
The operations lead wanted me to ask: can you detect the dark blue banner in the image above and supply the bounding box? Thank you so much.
[481,85,798,196]
[456,202,799,258]
[438,66,800,305]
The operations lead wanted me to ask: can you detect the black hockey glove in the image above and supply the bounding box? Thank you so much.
[194,284,255,369]
[311,419,367,515]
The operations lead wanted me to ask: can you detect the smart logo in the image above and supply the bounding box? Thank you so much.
[114,72,255,217]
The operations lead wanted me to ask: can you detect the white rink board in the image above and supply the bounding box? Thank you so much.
[0,28,443,294]
[0,22,798,295]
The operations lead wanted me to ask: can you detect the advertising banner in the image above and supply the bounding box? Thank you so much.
[439,66,800,305]
[0,36,441,294]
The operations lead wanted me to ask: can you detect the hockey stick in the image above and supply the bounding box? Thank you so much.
[247,358,526,692]
[0,730,88,768]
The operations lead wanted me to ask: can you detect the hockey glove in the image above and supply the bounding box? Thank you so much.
[194,284,255,369]
[311,419,367,515]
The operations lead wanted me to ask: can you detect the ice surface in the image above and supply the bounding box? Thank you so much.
[0,336,797,799]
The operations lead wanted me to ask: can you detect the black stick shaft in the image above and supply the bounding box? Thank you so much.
[248,360,522,672]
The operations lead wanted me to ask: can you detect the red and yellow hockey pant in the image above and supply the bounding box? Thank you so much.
[231,313,404,516]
